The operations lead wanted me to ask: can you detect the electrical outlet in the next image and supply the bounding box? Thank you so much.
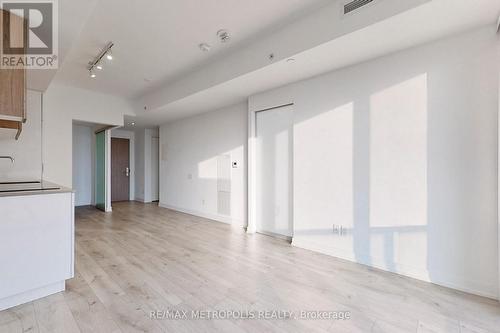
[333,224,345,236]
[333,225,340,235]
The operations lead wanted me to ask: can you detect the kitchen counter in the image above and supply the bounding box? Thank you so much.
[0,185,74,311]
[0,181,73,197]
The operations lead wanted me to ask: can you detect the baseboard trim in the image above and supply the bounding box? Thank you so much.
[291,237,498,300]
[159,202,245,227]
[135,198,158,204]
[257,229,293,242]
[0,281,65,311]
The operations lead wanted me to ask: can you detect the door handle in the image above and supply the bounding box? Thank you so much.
[125,167,130,177]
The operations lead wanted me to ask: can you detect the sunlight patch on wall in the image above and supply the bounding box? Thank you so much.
[197,158,217,180]
[369,74,428,229]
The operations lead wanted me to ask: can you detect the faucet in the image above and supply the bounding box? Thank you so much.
[0,156,14,163]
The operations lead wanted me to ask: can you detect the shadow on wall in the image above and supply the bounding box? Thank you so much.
[160,104,247,225]
[290,29,498,296]
[293,74,428,275]
[162,29,498,296]
[254,108,294,237]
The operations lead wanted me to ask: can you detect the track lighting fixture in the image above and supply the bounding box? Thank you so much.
[88,42,114,77]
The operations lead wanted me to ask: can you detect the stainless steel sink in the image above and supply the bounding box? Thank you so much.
[0,181,60,193]
[0,181,41,185]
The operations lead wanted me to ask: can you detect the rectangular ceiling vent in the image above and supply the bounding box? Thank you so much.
[344,0,374,15]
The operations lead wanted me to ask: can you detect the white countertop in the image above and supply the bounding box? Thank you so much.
[0,181,73,198]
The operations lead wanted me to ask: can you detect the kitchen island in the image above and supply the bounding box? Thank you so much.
[0,181,74,311]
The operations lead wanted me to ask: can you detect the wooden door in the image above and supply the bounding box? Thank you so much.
[111,138,130,202]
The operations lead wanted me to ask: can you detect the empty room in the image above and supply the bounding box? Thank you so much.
[1,0,500,332]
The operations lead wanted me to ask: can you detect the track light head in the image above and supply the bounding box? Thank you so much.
[88,42,113,77]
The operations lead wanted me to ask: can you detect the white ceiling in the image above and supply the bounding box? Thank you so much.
[124,0,500,127]
[44,0,500,128]
[52,0,330,98]
[25,0,99,91]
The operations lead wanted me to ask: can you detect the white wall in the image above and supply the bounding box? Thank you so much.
[151,136,159,202]
[72,125,93,206]
[143,129,153,203]
[497,30,500,302]
[159,103,247,226]
[133,127,159,203]
[110,129,135,201]
[256,105,294,237]
[0,91,42,181]
[43,84,135,188]
[134,128,145,201]
[145,128,160,203]
[249,26,499,299]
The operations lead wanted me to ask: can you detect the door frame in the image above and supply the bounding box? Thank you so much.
[110,130,135,202]
[150,135,160,202]
[247,102,294,235]
[94,127,114,212]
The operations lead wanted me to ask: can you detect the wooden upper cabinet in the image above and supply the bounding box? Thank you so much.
[0,9,26,122]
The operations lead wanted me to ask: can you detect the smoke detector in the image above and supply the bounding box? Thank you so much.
[217,29,231,43]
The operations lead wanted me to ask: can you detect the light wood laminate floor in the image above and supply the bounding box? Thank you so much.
[1,202,499,333]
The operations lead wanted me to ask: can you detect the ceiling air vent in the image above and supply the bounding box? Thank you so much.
[344,0,374,14]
